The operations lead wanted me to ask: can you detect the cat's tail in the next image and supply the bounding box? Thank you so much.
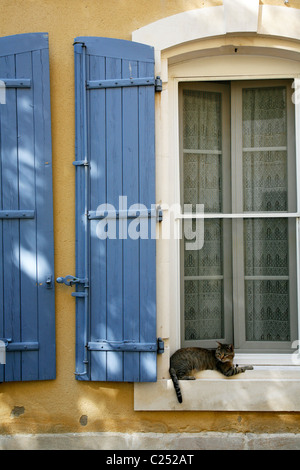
[169,367,182,403]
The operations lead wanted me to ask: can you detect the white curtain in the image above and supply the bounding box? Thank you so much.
[183,90,224,340]
[242,87,290,342]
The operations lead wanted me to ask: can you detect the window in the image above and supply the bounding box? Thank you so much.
[180,80,297,354]
[133,4,300,411]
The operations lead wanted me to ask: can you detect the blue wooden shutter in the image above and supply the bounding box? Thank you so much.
[71,37,162,382]
[0,33,55,381]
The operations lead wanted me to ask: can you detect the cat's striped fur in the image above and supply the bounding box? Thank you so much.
[169,342,253,403]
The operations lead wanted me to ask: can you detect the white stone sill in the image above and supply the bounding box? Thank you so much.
[134,370,300,411]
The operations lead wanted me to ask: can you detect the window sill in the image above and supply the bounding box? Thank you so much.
[134,369,300,411]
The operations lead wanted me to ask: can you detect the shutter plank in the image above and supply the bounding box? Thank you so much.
[74,44,87,378]
[1,54,21,381]
[106,56,124,381]
[89,53,107,381]
[33,48,56,380]
[0,60,4,381]
[122,59,140,382]
[17,51,38,380]
[139,61,157,382]
[0,57,4,382]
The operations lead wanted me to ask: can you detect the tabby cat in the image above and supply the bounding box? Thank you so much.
[169,342,253,403]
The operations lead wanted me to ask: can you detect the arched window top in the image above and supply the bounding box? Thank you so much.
[132,2,300,54]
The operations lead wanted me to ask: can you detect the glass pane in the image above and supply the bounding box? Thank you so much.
[242,86,287,212]
[184,153,221,213]
[244,218,288,277]
[243,151,287,212]
[242,86,287,149]
[182,89,224,341]
[242,86,290,343]
[245,280,290,342]
[185,279,224,340]
[183,89,222,152]
[183,90,222,212]
[184,219,223,277]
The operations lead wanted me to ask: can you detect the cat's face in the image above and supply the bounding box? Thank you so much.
[215,342,234,363]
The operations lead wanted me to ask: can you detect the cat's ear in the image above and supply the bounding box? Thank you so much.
[228,344,234,351]
[216,341,222,347]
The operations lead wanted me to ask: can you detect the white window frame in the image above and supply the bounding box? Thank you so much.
[133,3,300,411]
[170,73,300,366]
[180,79,298,354]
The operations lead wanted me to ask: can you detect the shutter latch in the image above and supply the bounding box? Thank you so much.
[56,275,88,287]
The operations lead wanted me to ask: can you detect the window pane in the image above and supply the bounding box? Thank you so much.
[242,87,287,212]
[244,219,290,342]
[243,151,287,212]
[185,279,224,340]
[242,86,291,343]
[183,90,222,212]
[183,89,222,152]
[184,153,222,213]
[242,87,287,149]
[244,218,288,277]
[183,89,224,341]
[184,219,223,277]
[184,219,224,340]
[245,280,290,342]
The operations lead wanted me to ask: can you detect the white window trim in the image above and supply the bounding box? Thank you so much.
[133,2,300,411]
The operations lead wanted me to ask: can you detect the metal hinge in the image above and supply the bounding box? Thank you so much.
[157,337,164,354]
[0,339,39,352]
[0,210,35,219]
[88,337,164,354]
[157,206,163,222]
[0,79,31,88]
[88,205,163,222]
[85,75,163,92]
[155,76,162,92]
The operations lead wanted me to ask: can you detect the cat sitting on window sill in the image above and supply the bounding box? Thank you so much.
[169,342,253,403]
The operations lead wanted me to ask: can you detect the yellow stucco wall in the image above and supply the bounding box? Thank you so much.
[1,0,300,436]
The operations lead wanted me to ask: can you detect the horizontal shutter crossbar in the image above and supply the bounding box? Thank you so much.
[88,340,163,353]
[7,342,39,352]
[86,77,155,89]
[88,207,162,220]
[0,78,31,88]
[0,210,35,219]
[0,339,39,352]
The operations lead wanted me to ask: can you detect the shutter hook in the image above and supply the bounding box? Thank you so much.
[56,275,88,287]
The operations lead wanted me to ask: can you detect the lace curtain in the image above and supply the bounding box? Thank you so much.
[242,87,290,342]
[183,86,290,343]
[183,90,224,340]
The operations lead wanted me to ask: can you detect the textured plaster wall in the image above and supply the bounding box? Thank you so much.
[1,0,300,436]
